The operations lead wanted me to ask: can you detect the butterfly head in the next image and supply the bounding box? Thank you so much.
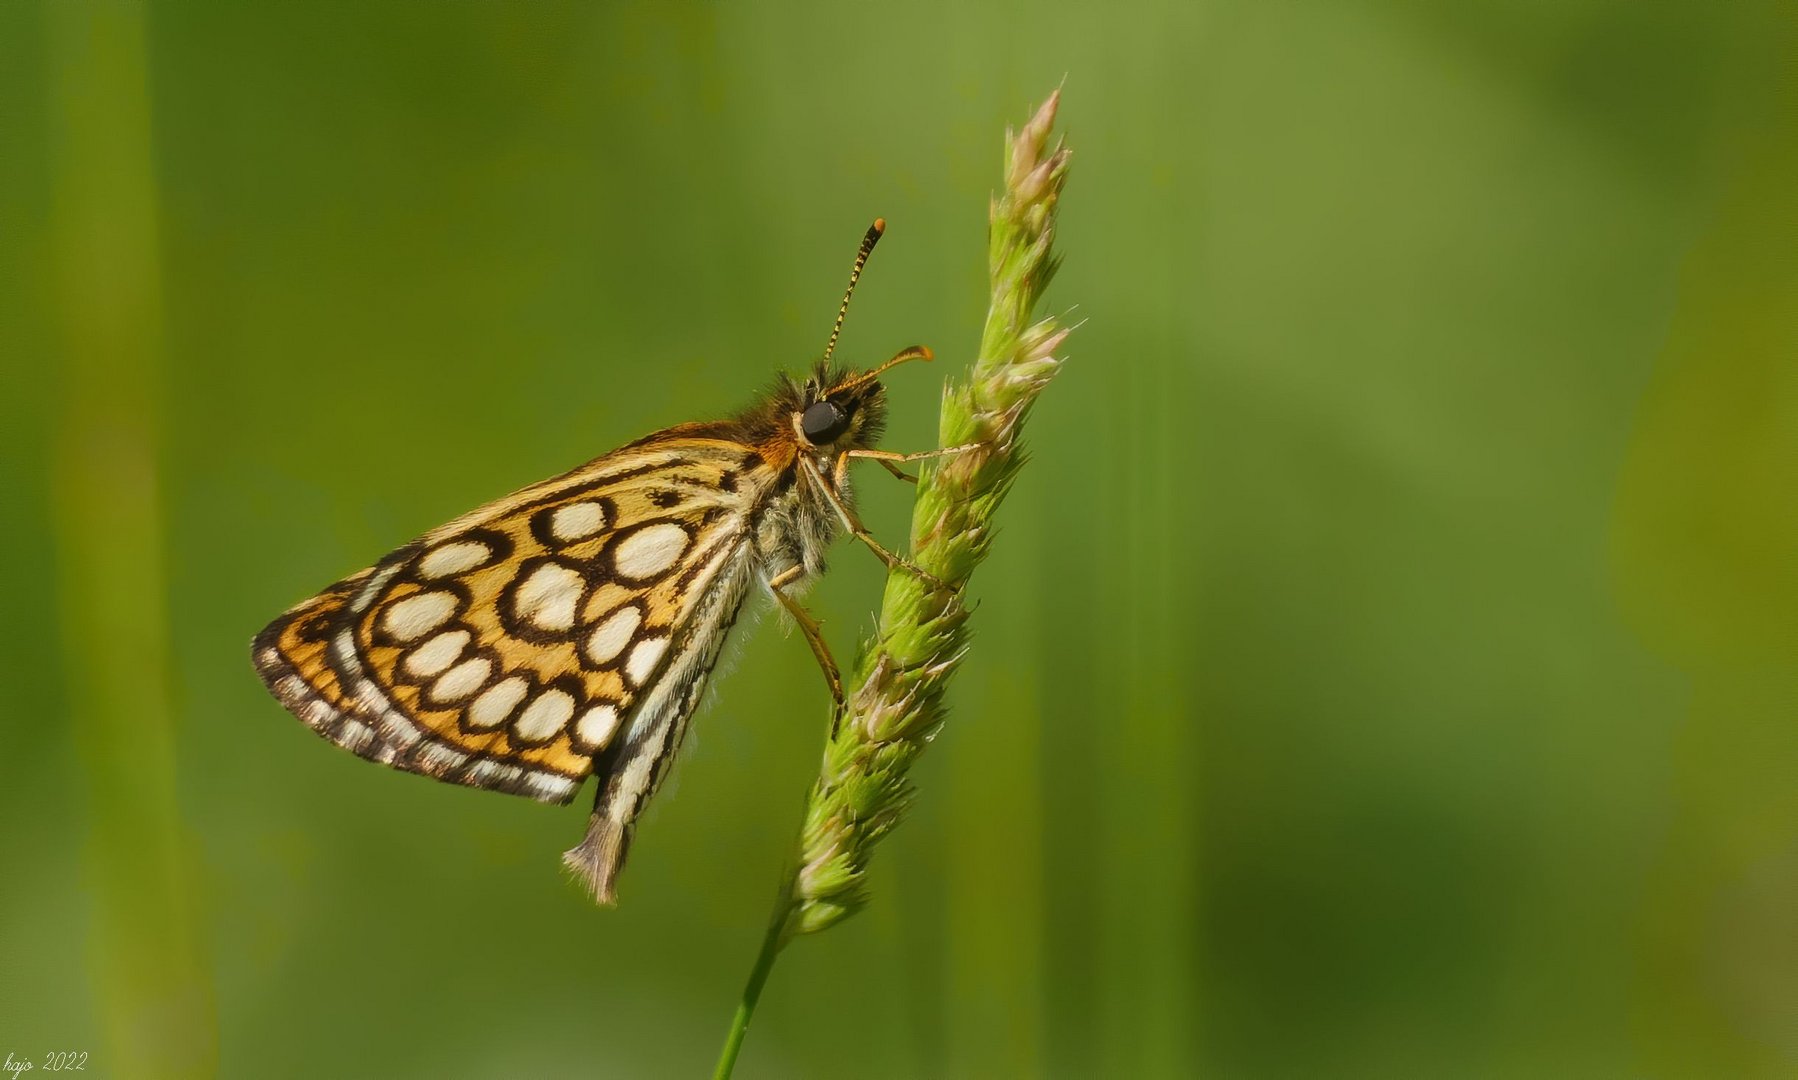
[790,345,933,453]
[792,367,882,452]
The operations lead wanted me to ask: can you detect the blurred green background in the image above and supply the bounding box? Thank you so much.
[2,1,1793,1077]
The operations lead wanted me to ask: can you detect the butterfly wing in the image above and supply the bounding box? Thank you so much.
[253,435,776,808]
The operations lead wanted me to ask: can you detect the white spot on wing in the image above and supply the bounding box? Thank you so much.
[418,540,492,579]
[429,656,492,703]
[514,562,584,632]
[468,675,529,729]
[337,719,375,752]
[527,772,577,801]
[584,606,641,666]
[404,629,470,678]
[618,745,657,801]
[466,759,514,787]
[414,741,468,770]
[624,636,669,687]
[613,523,689,580]
[375,709,421,746]
[382,591,459,643]
[350,563,402,614]
[331,630,367,679]
[551,501,609,541]
[514,689,575,742]
[574,704,622,751]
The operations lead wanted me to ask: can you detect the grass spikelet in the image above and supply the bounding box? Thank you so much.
[714,89,1072,1079]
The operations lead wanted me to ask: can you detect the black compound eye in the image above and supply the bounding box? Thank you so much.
[800,400,850,444]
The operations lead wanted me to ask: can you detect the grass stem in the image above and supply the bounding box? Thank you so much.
[711,909,790,1080]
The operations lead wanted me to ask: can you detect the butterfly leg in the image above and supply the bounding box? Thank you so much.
[875,459,917,484]
[843,442,988,484]
[800,458,955,593]
[766,564,845,705]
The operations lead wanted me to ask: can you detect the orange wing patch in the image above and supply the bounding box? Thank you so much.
[252,439,770,804]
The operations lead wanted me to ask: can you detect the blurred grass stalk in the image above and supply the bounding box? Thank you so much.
[45,5,216,1077]
[713,91,1071,1080]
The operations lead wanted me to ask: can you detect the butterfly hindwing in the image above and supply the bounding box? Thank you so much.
[253,437,776,805]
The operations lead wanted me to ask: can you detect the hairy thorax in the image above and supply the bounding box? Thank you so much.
[751,455,846,591]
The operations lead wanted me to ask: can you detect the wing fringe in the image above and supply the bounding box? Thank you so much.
[251,619,582,805]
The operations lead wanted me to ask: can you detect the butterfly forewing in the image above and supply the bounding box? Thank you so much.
[252,220,920,906]
[253,435,777,805]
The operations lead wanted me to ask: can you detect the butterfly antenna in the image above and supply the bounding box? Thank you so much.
[830,344,934,396]
[823,218,885,364]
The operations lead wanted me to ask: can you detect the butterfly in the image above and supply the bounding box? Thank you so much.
[251,220,972,904]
